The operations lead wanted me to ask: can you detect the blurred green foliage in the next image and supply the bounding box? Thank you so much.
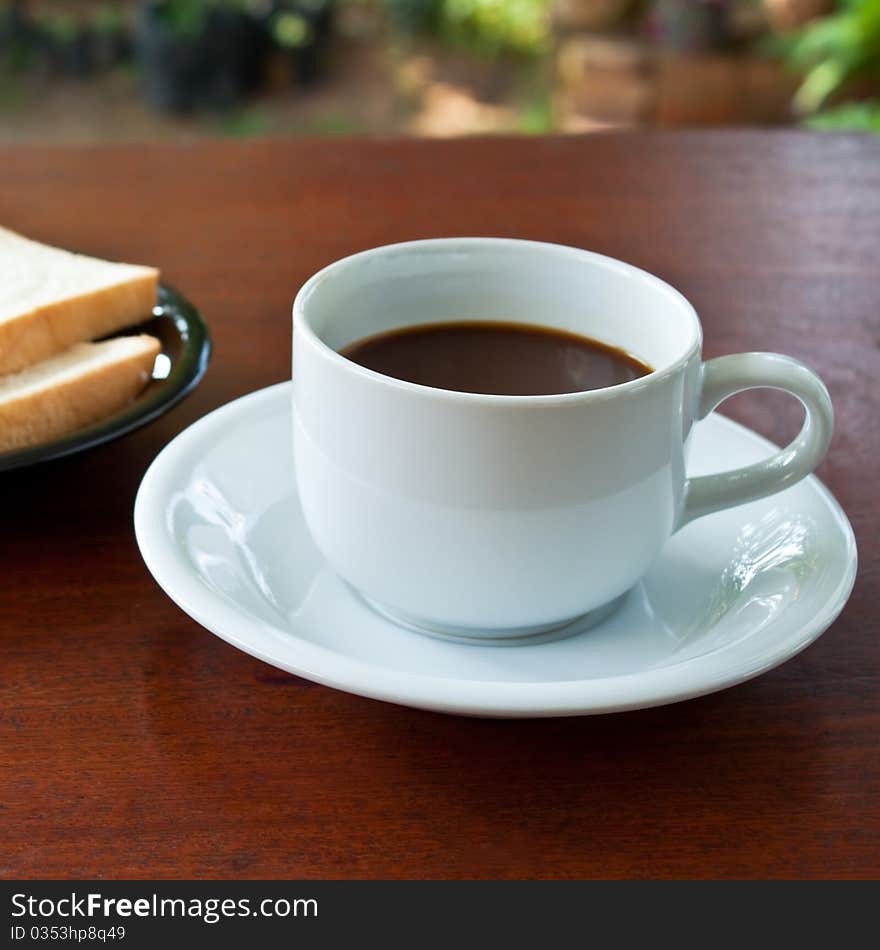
[152,0,257,36]
[804,98,880,127]
[517,92,554,133]
[152,0,213,35]
[93,4,126,34]
[442,0,551,55]
[43,13,78,44]
[786,0,880,128]
[215,105,271,135]
[384,0,551,57]
[384,0,438,33]
[272,11,314,47]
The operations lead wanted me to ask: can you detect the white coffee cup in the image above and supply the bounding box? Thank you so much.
[292,238,832,642]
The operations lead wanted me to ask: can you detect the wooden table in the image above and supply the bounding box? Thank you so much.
[2,132,877,879]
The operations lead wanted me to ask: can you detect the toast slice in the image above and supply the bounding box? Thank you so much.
[0,335,161,453]
[0,226,159,375]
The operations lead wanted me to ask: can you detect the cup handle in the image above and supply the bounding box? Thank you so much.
[679,352,833,528]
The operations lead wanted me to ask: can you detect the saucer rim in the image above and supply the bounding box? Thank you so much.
[134,382,858,718]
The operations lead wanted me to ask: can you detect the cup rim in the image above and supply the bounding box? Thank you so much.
[293,237,703,405]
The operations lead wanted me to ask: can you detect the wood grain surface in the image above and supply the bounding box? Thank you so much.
[1,132,877,879]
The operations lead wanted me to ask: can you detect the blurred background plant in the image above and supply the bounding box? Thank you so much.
[386,0,552,56]
[0,0,877,139]
[785,0,880,129]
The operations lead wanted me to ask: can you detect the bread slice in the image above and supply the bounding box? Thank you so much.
[0,335,161,453]
[0,226,158,375]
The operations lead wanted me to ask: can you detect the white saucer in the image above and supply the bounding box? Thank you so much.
[134,382,857,718]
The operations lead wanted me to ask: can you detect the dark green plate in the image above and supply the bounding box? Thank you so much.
[0,283,211,472]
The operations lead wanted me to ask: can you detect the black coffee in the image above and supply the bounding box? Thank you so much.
[340,321,652,396]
